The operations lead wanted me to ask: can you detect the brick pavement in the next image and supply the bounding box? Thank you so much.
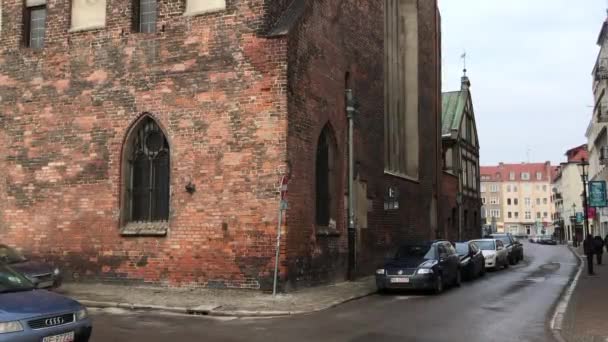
[560,247,608,342]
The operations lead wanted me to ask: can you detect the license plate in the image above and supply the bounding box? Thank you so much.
[37,281,54,288]
[390,277,410,283]
[42,331,74,342]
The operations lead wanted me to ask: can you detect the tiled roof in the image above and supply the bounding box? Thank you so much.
[565,144,588,163]
[480,162,553,182]
[441,90,468,136]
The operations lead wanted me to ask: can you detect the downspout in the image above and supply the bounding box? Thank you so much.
[345,89,356,280]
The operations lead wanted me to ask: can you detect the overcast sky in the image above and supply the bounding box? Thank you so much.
[439,0,606,166]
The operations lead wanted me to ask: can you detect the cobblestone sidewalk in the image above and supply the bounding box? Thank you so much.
[57,277,376,317]
[560,247,608,342]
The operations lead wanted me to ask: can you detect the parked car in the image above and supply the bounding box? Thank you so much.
[490,233,524,264]
[0,244,62,289]
[0,264,92,342]
[455,242,486,280]
[538,236,557,245]
[470,239,509,270]
[376,240,461,294]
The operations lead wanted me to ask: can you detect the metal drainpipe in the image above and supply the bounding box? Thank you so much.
[458,166,463,241]
[345,89,356,281]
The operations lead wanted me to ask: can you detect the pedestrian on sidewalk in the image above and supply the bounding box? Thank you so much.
[595,236,605,265]
[605,234,608,253]
[584,234,595,275]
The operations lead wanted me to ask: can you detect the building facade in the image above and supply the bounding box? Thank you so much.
[585,12,608,238]
[0,0,443,290]
[552,145,588,243]
[480,163,555,237]
[479,171,503,233]
[440,72,481,241]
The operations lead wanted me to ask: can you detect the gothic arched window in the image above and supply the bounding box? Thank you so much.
[315,124,336,227]
[123,116,170,224]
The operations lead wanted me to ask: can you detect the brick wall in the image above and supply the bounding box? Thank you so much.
[0,0,443,291]
[281,0,384,289]
[0,0,290,289]
[282,0,442,289]
[375,0,442,268]
[441,172,458,241]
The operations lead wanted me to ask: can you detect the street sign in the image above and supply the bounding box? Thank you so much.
[576,212,584,223]
[279,176,289,200]
[589,181,607,207]
[280,200,288,210]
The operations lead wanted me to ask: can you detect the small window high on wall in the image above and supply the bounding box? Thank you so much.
[24,0,47,49]
[133,0,157,33]
[185,0,226,16]
[71,0,106,31]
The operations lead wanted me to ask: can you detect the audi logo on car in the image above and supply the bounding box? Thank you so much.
[45,317,64,326]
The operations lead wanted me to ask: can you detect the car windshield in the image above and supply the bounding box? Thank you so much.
[0,245,27,264]
[396,245,436,260]
[492,236,511,246]
[472,240,495,250]
[0,265,34,293]
[455,243,469,255]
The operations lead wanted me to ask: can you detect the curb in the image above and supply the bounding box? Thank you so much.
[76,288,377,318]
[549,245,584,342]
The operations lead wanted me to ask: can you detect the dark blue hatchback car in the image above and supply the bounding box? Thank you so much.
[0,265,92,342]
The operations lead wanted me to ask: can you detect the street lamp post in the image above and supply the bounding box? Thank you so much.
[577,158,590,237]
[571,203,576,245]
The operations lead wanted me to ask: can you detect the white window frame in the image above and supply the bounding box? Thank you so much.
[536,172,542,180]
[70,0,107,32]
[490,197,499,205]
[509,172,515,180]
[184,0,226,16]
[525,211,531,219]
[521,172,530,180]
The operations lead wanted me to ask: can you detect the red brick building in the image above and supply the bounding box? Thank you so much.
[0,0,442,290]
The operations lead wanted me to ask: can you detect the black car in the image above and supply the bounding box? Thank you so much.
[455,241,486,280]
[539,236,558,245]
[0,244,62,289]
[490,233,524,265]
[376,240,461,294]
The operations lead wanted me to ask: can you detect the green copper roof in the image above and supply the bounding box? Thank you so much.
[441,90,469,136]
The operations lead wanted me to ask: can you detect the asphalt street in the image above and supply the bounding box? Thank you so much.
[89,243,577,342]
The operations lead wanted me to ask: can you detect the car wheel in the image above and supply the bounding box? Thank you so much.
[434,275,443,294]
[509,256,516,265]
[454,270,462,287]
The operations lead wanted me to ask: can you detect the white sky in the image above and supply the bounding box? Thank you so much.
[439,0,606,165]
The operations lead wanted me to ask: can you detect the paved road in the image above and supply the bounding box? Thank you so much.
[89,243,577,342]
